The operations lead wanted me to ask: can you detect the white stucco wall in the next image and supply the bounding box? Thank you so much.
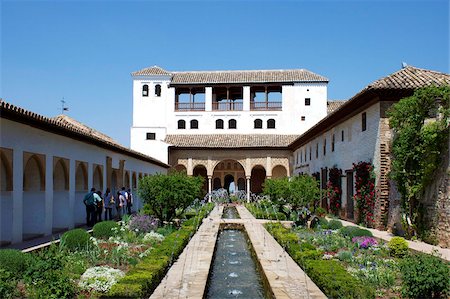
[0,118,167,244]
[130,74,328,161]
[293,102,381,175]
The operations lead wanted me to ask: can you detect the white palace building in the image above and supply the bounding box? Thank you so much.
[1,65,449,247]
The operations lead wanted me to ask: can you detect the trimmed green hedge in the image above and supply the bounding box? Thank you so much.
[93,221,119,239]
[104,203,214,298]
[339,225,373,238]
[244,203,286,220]
[60,228,91,251]
[265,223,374,298]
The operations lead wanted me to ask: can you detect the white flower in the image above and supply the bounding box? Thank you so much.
[142,231,165,243]
[78,266,125,292]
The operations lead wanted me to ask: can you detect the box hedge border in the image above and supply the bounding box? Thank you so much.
[103,203,214,298]
[265,222,375,299]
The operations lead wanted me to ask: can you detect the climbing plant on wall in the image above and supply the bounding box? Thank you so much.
[326,167,342,215]
[353,161,376,227]
[387,85,450,237]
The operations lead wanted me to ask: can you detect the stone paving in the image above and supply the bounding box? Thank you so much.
[334,218,450,262]
[150,205,326,299]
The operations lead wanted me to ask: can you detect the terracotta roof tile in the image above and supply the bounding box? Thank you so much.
[132,66,171,76]
[165,134,299,148]
[367,66,450,90]
[327,100,347,114]
[132,66,328,84]
[0,99,169,168]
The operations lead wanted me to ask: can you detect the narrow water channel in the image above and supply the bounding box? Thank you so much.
[222,206,240,219]
[205,229,269,298]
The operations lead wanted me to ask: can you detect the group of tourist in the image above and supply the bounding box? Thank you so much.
[83,187,134,226]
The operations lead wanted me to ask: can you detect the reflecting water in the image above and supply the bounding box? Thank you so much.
[206,229,268,298]
[222,206,240,219]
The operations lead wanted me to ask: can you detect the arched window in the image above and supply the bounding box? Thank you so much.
[155,84,161,97]
[142,84,149,97]
[228,119,237,129]
[190,119,198,129]
[267,119,276,129]
[216,119,224,129]
[178,119,186,129]
[254,119,263,129]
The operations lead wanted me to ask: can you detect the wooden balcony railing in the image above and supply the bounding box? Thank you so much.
[250,101,282,111]
[175,102,205,111]
[212,101,243,111]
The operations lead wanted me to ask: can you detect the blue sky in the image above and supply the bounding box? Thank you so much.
[1,0,449,147]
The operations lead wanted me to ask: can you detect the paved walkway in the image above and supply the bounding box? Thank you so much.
[150,205,223,299]
[334,218,450,261]
[237,206,326,299]
[150,205,326,299]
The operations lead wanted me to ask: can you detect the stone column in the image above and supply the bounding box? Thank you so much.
[87,162,93,191]
[205,87,212,111]
[246,176,251,203]
[187,158,193,176]
[68,159,76,229]
[12,149,23,243]
[266,156,272,178]
[208,176,212,202]
[44,154,53,235]
[243,86,250,111]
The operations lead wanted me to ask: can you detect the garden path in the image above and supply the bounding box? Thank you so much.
[333,218,450,261]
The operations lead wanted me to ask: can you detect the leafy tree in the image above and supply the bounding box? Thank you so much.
[138,172,204,222]
[388,85,450,236]
[263,175,320,218]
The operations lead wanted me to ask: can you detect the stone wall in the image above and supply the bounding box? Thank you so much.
[422,137,450,248]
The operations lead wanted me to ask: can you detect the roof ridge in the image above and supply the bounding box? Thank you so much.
[172,68,307,74]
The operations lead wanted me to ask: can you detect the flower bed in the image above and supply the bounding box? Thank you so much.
[0,203,214,299]
[265,222,450,299]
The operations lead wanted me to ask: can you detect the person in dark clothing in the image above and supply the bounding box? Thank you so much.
[83,188,96,226]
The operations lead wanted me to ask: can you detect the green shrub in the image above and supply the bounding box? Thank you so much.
[93,221,119,239]
[337,250,353,263]
[26,269,76,299]
[328,219,343,230]
[0,249,29,276]
[318,217,329,228]
[388,236,409,258]
[400,253,450,298]
[0,269,19,299]
[104,203,214,298]
[60,228,91,251]
[339,226,373,238]
[299,242,316,251]
[304,260,375,299]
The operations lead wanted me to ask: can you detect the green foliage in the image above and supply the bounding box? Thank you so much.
[93,221,119,239]
[244,203,286,220]
[104,204,213,298]
[24,244,76,299]
[0,249,29,276]
[388,85,450,236]
[337,250,353,263]
[304,260,375,299]
[328,219,343,230]
[339,226,373,238]
[138,172,204,222]
[265,223,372,298]
[60,228,91,251]
[400,253,450,298]
[0,269,19,299]
[387,236,409,258]
[263,175,320,217]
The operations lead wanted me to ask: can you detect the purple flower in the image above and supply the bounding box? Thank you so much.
[129,214,159,234]
[352,236,378,249]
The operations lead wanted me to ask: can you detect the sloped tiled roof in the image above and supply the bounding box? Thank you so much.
[52,115,118,144]
[170,69,328,84]
[132,66,172,76]
[327,100,347,114]
[289,66,450,149]
[132,66,328,84]
[165,134,299,148]
[367,66,450,90]
[0,100,169,168]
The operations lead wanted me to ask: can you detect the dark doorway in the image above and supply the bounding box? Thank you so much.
[224,174,234,193]
[346,170,354,219]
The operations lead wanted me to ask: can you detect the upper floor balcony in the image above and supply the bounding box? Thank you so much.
[174,85,283,112]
